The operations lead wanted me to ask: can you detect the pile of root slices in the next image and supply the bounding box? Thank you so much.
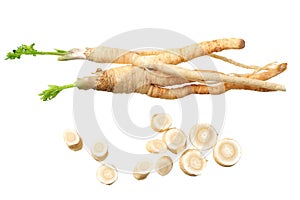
[63,113,241,185]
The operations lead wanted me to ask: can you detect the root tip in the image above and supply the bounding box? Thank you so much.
[239,39,245,49]
[279,63,288,72]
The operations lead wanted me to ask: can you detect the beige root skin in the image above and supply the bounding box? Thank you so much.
[84,38,245,65]
[71,38,286,99]
[95,66,189,93]
[75,62,286,99]
[147,63,285,91]
[138,63,286,99]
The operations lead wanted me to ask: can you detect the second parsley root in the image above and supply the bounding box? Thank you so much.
[39,62,286,101]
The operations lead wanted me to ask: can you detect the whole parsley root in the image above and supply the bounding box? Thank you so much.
[6,38,286,101]
[38,62,286,101]
[6,38,244,63]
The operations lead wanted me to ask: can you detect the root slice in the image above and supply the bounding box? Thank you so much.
[213,138,242,167]
[133,159,153,180]
[151,113,172,132]
[92,141,108,162]
[155,156,173,176]
[146,139,167,154]
[63,129,83,151]
[189,124,218,151]
[96,164,118,185]
[179,149,207,176]
[163,128,187,154]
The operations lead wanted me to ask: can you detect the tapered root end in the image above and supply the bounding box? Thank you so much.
[278,63,287,72]
[239,39,245,49]
[227,38,245,49]
[273,63,287,91]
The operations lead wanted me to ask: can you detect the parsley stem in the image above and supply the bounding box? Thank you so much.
[33,51,67,56]
[5,43,68,60]
[38,83,76,101]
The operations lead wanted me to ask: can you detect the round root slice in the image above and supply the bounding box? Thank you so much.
[163,128,187,154]
[146,139,167,154]
[179,149,207,176]
[96,164,118,185]
[189,124,218,151]
[151,113,172,132]
[92,141,108,162]
[213,138,242,167]
[63,129,83,151]
[133,159,153,180]
[155,156,173,176]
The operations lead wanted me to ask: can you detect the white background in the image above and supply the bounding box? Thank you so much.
[0,0,299,199]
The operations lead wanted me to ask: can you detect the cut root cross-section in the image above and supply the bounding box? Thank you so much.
[189,124,218,151]
[163,128,187,154]
[133,159,153,180]
[63,129,83,151]
[92,141,108,162]
[179,149,207,176]
[96,164,118,185]
[155,156,173,176]
[213,138,242,167]
[151,113,172,132]
[146,139,167,154]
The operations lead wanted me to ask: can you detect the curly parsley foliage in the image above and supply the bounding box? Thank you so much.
[5,43,67,60]
[38,83,76,101]
[6,43,37,60]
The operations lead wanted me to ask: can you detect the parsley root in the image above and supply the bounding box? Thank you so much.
[37,61,286,101]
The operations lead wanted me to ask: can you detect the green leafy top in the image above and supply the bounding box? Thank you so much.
[38,83,76,101]
[5,43,67,60]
